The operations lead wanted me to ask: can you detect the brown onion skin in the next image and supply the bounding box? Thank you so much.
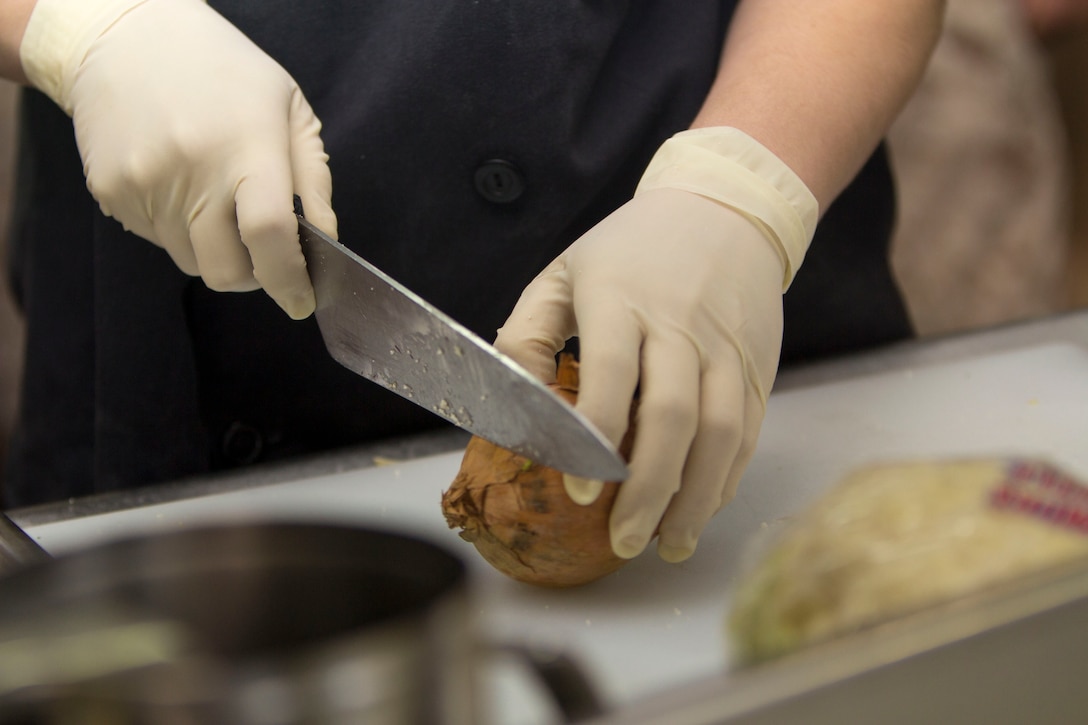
[441,356,636,588]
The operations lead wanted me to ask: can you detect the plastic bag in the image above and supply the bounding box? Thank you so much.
[727,458,1088,665]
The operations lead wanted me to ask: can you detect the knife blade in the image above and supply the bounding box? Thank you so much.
[297,215,629,482]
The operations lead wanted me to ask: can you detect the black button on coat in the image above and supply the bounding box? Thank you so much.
[3,1,910,507]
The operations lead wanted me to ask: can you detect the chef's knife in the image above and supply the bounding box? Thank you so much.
[296,214,629,482]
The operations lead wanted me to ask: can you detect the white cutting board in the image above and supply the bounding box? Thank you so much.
[23,342,1088,723]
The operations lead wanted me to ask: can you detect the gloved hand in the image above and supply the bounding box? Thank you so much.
[494,127,819,563]
[19,0,334,319]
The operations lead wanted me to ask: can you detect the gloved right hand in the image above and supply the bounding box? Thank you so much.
[19,0,334,319]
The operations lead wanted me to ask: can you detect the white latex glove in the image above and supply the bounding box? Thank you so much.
[494,128,818,563]
[19,0,334,319]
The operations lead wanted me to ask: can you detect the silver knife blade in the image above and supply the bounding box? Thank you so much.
[297,215,629,482]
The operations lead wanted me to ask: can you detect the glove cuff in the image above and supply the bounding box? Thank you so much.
[19,0,160,114]
[635,127,819,291]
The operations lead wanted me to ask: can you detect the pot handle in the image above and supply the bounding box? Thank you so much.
[0,512,51,574]
[492,643,606,723]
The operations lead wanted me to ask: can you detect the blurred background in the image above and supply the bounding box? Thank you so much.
[1,0,1087,478]
[1,81,18,479]
[888,0,1088,335]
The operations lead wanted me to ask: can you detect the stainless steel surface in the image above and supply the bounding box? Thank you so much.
[8,309,1088,724]
[298,214,627,482]
[773,308,1088,392]
[0,522,604,724]
[11,426,473,527]
[11,310,1088,527]
[0,512,50,572]
[0,523,477,724]
[586,554,1088,725]
[0,605,205,716]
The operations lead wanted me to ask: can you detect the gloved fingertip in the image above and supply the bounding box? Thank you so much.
[281,289,316,320]
[563,474,604,505]
[657,542,695,564]
[306,207,339,241]
[613,533,649,560]
[493,337,561,384]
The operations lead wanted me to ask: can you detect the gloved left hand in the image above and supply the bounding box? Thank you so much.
[494,128,818,563]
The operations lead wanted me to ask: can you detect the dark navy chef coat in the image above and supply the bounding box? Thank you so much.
[3,1,911,507]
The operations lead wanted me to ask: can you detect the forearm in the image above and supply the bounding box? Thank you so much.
[692,0,945,211]
[0,0,37,82]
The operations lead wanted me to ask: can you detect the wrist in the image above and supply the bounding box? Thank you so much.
[19,0,204,113]
[635,127,819,291]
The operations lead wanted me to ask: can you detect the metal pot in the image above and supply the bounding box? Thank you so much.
[0,518,602,724]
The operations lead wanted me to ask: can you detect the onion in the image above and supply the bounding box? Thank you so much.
[441,354,636,587]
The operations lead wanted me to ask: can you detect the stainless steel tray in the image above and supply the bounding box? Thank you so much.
[592,554,1088,724]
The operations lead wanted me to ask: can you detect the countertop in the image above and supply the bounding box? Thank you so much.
[10,309,1088,723]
